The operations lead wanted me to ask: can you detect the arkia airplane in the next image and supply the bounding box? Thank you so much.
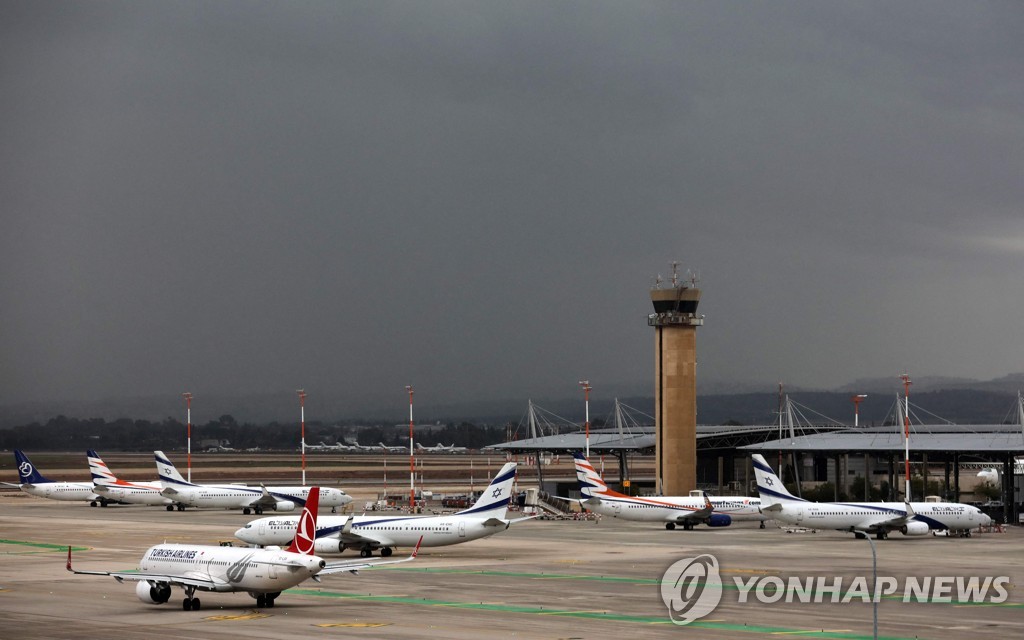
[235,462,527,557]
[155,450,352,514]
[2,450,108,506]
[572,452,765,530]
[67,487,420,611]
[88,450,172,507]
[751,453,992,539]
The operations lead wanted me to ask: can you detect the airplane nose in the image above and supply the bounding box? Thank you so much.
[234,527,250,541]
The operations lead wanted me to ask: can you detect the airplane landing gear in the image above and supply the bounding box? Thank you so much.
[182,586,201,611]
[665,523,676,531]
[360,547,374,558]
[243,507,251,515]
[759,521,766,529]
[380,547,393,557]
[875,531,887,540]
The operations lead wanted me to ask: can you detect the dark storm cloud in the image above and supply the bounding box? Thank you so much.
[1,2,1022,417]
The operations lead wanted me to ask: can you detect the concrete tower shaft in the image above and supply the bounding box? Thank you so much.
[649,285,703,495]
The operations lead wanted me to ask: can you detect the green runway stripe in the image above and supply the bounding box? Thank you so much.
[0,540,89,552]
[287,589,918,639]
[379,567,1023,606]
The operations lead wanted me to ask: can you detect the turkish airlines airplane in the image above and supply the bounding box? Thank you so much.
[88,450,172,507]
[752,454,992,539]
[2,450,108,506]
[572,452,765,530]
[154,450,352,514]
[235,462,526,557]
[67,487,420,610]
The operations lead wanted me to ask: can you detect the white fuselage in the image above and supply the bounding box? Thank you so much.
[140,543,324,593]
[237,513,506,552]
[164,485,350,511]
[586,494,764,523]
[20,482,98,502]
[94,481,171,506]
[773,501,988,532]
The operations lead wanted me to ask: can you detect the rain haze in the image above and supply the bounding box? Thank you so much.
[2,2,1023,421]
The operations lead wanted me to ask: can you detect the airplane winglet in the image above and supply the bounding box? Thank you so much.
[412,535,423,558]
[905,501,916,518]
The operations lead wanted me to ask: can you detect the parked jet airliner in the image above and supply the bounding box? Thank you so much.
[752,454,992,539]
[572,452,765,530]
[88,450,172,507]
[155,450,351,514]
[67,487,420,610]
[236,462,526,557]
[2,450,108,506]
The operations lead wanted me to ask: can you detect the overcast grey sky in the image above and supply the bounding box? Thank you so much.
[2,2,1022,412]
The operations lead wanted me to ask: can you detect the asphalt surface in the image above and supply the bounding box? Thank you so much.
[1,489,1021,639]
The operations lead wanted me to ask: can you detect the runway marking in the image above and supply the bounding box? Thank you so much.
[286,589,921,638]
[316,622,392,628]
[0,540,90,554]
[205,612,272,621]
[770,631,853,636]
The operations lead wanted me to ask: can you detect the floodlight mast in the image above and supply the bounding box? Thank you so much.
[406,385,415,510]
[900,374,912,501]
[851,394,867,428]
[579,380,592,458]
[182,392,193,483]
[297,390,307,485]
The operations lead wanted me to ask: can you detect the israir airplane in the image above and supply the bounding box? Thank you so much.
[752,454,992,539]
[572,452,764,530]
[2,450,109,506]
[155,450,351,514]
[235,462,526,557]
[67,487,419,610]
[88,450,171,507]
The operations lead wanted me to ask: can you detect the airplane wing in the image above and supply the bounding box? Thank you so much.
[1,482,24,488]
[317,537,422,576]
[852,505,914,533]
[65,547,226,590]
[669,493,714,523]
[481,515,538,527]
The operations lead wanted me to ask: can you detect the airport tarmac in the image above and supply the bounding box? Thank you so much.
[1,492,1021,640]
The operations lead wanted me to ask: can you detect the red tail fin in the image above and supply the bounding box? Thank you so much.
[286,487,320,555]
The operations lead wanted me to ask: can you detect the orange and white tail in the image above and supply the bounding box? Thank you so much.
[573,452,609,497]
[286,487,320,555]
[88,450,119,486]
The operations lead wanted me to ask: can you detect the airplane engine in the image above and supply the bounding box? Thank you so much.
[313,538,345,555]
[272,500,296,512]
[707,514,732,527]
[900,522,930,536]
[136,580,171,604]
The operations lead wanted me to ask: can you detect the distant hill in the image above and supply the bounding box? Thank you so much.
[1,374,1021,429]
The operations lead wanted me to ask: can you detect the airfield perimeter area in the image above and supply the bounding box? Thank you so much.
[1,456,1022,639]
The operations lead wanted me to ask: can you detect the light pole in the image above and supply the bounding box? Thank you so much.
[406,385,415,510]
[297,389,307,485]
[900,373,912,500]
[579,380,592,459]
[851,394,867,428]
[182,392,193,483]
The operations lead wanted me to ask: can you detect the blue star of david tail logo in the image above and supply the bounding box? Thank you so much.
[765,477,774,486]
[492,487,503,498]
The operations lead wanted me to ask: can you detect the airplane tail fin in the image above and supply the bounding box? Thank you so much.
[751,454,801,508]
[573,452,609,498]
[154,450,191,486]
[456,462,517,517]
[14,450,51,484]
[87,450,118,486]
[286,487,320,555]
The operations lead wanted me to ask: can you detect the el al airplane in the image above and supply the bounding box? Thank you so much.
[236,462,528,557]
[67,487,420,610]
[752,454,992,539]
[2,450,109,507]
[88,450,172,507]
[572,452,765,530]
[155,450,352,514]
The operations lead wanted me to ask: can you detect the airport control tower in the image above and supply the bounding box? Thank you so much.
[649,265,703,495]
